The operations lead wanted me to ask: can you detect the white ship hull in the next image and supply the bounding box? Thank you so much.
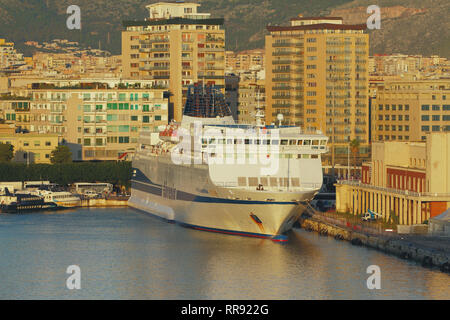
[129,184,309,241]
[128,152,320,241]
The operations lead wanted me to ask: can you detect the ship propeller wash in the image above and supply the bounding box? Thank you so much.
[129,84,328,241]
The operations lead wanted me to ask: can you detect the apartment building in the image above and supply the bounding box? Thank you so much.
[372,79,450,142]
[265,15,370,169]
[1,85,169,161]
[122,2,225,122]
[225,49,265,74]
[0,38,24,70]
[237,79,266,124]
[336,133,450,225]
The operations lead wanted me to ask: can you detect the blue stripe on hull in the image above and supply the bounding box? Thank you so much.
[180,222,288,242]
[131,180,298,205]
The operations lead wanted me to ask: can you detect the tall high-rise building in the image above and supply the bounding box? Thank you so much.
[265,15,370,169]
[122,2,225,122]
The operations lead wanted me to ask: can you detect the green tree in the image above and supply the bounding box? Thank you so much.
[50,145,72,164]
[0,143,14,162]
[350,138,360,178]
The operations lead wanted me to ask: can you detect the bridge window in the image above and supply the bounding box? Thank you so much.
[248,177,258,187]
[289,139,296,145]
[281,140,288,145]
[238,177,247,187]
[291,178,300,187]
[272,140,279,145]
[304,140,311,145]
[298,140,303,145]
[269,178,278,187]
[260,177,268,186]
[312,140,319,145]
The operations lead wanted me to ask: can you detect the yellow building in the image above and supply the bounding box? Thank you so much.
[122,2,225,122]
[336,133,450,225]
[237,79,266,124]
[372,79,450,142]
[226,49,265,74]
[0,97,32,131]
[0,38,24,69]
[0,130,60,164]
[265,15,370,169]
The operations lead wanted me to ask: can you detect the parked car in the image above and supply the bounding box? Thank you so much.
[83,190,99,199]
[362,209,382,221]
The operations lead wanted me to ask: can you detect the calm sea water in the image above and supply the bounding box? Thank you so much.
[0,207,448,300]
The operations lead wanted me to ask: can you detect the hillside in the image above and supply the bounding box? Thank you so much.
[0,0,448,57]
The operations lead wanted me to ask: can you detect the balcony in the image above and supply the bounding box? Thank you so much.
[199,47,225,52]
[152,75,170,79]
[272,95,291,99]
[272,103,292,108]
[197,74,224,80]
[205,37,224,43]
[272,60,292,65]
[272,42,292,47]
[272,77,291,82]
[273,51,294,56]
[272,68,291,73]
[149,48,169,52]
[272,86,292,91]
[140,39,169,44]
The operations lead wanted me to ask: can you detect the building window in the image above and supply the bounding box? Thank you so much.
[421,105,429,111]
[421,126,430,132]
[432,126,440,132]
[432,105,440,111]
[421,115,429,121]
[432,115,440,121]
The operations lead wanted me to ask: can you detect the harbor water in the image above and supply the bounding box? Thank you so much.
[0,207,448,300]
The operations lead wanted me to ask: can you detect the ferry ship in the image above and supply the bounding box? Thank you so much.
[37,190,81,208]
[129,84,328,241]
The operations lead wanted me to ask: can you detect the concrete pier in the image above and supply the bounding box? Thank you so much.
[80,198,129,208]
[298,215,450,273]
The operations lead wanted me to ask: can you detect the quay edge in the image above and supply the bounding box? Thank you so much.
[297,216,450,273]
